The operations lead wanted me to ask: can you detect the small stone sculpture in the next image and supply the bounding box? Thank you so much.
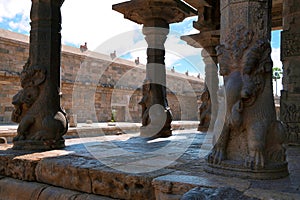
[11,60,67,150]
[139,79,151,127]
[198,85,211,132]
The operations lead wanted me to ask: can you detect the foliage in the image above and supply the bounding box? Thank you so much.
[272,67,282,80]
[111,109,116,122]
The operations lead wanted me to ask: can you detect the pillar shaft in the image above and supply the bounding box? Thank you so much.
[140,22,172,138]
[11,0,67,150]
[201,46,219,131]
[280,0,300,144]
[29,0,63,106]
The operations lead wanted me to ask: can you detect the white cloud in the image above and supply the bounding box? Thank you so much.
[0,0,30,19]
[61,0,141,50]
[0,0,31,32]
[8,13,30,33]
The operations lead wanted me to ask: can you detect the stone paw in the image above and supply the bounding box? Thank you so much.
[13,135,25,141]
[269,148,286,162]
[206,148,226,165]
[31,134,43,141]
[245,150,265,170]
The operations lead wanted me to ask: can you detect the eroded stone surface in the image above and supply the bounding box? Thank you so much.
[181,187,259,200]
[153,174,251,198]
[0,177,116,200]
[0,177,47,200]
[36,155,99,193]
[244,188,300,200]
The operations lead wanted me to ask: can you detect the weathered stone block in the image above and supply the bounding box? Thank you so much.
[36,155,98,193]
[0,151,38,181]
[90,167,155,200]
[0,177,47,200]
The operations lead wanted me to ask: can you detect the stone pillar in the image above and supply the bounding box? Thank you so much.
[139,21,172,138]
[200,45,219,132]
[205,0,288,179]
[11,0,68,150]
[181,32,220,132]
[181,0,221,132]
[280,0,300,145]
[113,0,196,138]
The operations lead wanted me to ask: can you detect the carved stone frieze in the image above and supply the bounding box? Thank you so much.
[281,31,300,59]
[281,102,300,122]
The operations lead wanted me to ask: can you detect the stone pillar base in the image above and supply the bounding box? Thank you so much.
[140,126,172,139]
[12,139,65,150]
[198,125,209,132]
[204,161,288,180]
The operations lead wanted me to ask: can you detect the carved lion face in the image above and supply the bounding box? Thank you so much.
[21,86,39,107]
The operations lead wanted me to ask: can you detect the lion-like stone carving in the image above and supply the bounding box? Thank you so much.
[198,84,211,132]
[139,79,172,138]
[206,26,287,179]
[11,60,67,150]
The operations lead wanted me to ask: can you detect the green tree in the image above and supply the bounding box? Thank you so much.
[272,67,282,96]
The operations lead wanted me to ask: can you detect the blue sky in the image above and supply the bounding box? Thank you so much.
[0,0,282,93]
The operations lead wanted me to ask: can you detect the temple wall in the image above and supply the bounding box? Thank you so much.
[0,29,204,124]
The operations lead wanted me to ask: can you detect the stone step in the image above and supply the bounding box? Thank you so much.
[0,146,173,200]
[0,133,299,200]
[0,177,115,200]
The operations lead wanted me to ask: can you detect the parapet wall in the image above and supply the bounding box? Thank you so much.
[0,29,204,124]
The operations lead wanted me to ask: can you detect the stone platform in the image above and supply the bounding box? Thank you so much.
[0,129,299,200]
[0,121,199,143]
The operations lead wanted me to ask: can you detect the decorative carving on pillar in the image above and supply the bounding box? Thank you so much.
[281,32,300,58]
[206,24,288,179]
[139,79,151,127]
[11,0,67,150]
[280,0,300,145]
[198,84,211,132]
[281,102,300,122]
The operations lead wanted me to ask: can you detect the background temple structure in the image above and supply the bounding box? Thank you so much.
[0,0,299,199]
[0,29,204,125]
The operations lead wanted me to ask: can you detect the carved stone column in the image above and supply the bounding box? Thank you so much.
[113,0,196,138]
[182,34,220,133]
[280,0,300,145]
[201,43,219,132]
[139,23,173,138]
[182,0,220,132]
[11,0,68,150]
[205,0,288,179]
